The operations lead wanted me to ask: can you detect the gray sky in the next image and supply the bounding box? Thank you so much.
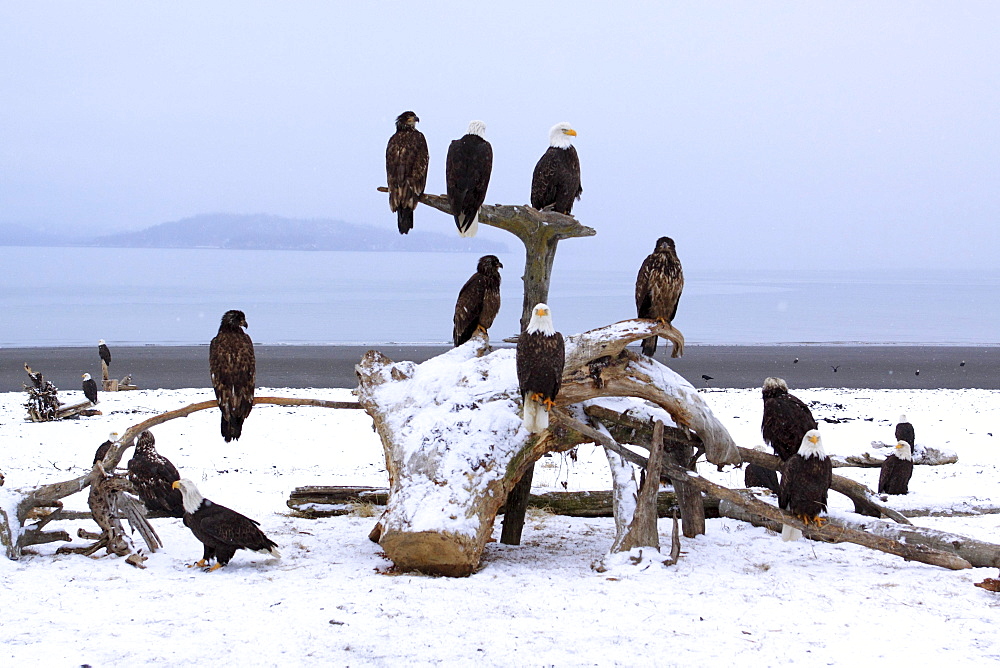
[2,2,998,271]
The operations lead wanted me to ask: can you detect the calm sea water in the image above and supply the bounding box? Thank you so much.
[1,246,996,347]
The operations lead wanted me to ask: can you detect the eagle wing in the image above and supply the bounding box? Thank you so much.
[635,251,683,323]
[895,422,915,446]
[209,330,256,422]
[516,331,566,402]
[762,394,818,461]
[779,454,832,517]
[386,129,429,212]
[453,273,487,346]
[198,502,275,552]
[531,146,582,214]
[446,136,493,225]
[128,453,184,516]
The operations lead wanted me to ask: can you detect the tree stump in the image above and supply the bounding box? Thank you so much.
[356,321,738,576]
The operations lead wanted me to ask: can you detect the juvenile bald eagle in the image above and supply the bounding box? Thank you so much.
[82,373,98,404]
[779,429,832,541]
[209,309,256,442]
[172,479,279,571]
[98,339,112,369]
[530,122,582,215]
[879,440,914,495]
[744,446,780,494]
[453,255,503,346]
[386,110,429,235]
[516,303,565,434]
[761,377,817,461]
[635,236,684,357]
[446,120,492,237]
[895,414,915,450]
[127,430,184,518]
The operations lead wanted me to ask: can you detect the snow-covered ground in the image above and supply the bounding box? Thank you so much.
[2,385,999,666]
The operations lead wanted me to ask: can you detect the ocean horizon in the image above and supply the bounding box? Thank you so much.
[2,246,997,348]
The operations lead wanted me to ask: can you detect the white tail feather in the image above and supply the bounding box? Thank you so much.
[458,215,479,238]
[522,395,548,434]
[782,524,802,542]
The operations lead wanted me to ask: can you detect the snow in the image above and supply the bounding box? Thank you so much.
[2,384,1000,665]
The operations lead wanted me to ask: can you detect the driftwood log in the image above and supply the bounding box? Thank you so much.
[1,395,362,560]
[832,445,958,468]
[22,364,100,422]
[357,322,736,577]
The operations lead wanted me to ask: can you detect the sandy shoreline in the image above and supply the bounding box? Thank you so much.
[4,343,998,394]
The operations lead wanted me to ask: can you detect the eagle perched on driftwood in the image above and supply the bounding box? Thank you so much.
[453,255,503,346]
[516,303,565,434]
[879,440,914,495]
[635,236,684,357]
[446,120,492,237]
[779,429,832,541]
[209,309,256,442]
[98,339,112,369]
[81,373,98,404]
[172,478,280,572]
[530,122,582,215]
[761,377,817,462]
[127,430,184,518]
[385,110,429,235]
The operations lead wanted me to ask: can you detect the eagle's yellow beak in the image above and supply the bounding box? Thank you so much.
[808,434,819,445]
[537,308,549,317]
[563,128,577,137]
[171,480,181,490]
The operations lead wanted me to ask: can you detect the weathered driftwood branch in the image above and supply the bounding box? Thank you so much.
[2,394,363,560]
[616,420,665,553]
[357,320,736,576]
[833,445,958,468]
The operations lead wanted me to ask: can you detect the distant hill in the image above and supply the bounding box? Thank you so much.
[0,214,509,254]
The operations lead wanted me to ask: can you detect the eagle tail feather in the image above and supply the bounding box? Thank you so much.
[397,208,414,235]
[522,395,548,434]
[641,336,658,357]
[781,524,802,542]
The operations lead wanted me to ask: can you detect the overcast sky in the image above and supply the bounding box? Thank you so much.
[2,2,998,271]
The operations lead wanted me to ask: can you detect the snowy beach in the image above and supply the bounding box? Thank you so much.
[2,383,999,666]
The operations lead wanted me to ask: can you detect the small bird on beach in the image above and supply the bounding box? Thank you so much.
[960,360,966,367]
[701,374,714,383]
[793,357,799,364]
[915,369,920,376]
[831,365,839,373]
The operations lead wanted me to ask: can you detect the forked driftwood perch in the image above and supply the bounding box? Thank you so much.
[1,395,362,560]
[356,322,736,576]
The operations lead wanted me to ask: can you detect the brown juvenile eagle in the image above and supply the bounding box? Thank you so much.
[516,303,565,434]
[761,376,818,462]
[386,110,429,235]
[446,120,492,237]
[530,122,582,215]
[127,430,185,518]
[635,236,684,357]
[209,309,256,442]
[453,254,503,346]
[172,478,280,572]
[779,429,832,541]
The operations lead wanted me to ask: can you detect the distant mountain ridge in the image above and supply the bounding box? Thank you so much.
[0,213,508,253]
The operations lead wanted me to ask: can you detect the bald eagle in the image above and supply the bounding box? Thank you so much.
[92,431,119,467]
[127,430,184,518]
[895,414,915,451]
[172,479,279,571]
[761,377,817,461]
[386,110,429,235]
[879,440,914,495]
[82,373,98,404]
[530,122,582,215]
[446,120,492,237]
[744,446,780,494]
[635,236,684,357]
[453,255,503,346]
[209,309,256,442]
[779,429,832,541]
[516,303,565,434]
[98,339,112,369]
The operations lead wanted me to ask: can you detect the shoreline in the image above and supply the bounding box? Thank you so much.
[3,343,998,393]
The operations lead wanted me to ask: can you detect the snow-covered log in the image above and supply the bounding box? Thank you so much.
[832,443,958,468]
[356,322,737,576]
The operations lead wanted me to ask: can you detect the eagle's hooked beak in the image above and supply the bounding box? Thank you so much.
[563,128,577,137]
[171,480,181,490]
[808,434,819,445]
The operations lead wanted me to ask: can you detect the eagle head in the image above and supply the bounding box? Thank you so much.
[762,376,788,398]
[798,429,827,459]
[654,236,676,253]
[99,339,106,345]
[549,122,577,149]
[527,303,556,335]
[895,440,913,461]
[467,120,487,138]
[82,373,92,381]
[395,111,419,131]
[136,430,155,451]
[172,478,205,514]
[477,255,503,274]
[221,309,248,330]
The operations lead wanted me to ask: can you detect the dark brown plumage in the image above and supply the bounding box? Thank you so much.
[453,255,503,346]
[386,111,429,235]
[446,121,492,237]
[92,432,118,467]
[895,415,915,449]
[127,430,184,518]
[82,373,98,404]
[879,440,914,495]
[173,479,279,571]
[761,377,818,461]
[779,429,833,541]
[530,122,582,215]
[98,339,112,368]
[209,309,256,442]
[516,303,565,434]
[635,236,684,357]
[744,462,780,494]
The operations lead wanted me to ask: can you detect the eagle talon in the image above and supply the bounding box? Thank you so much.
[188,559,209,569]
[542,397,556,412]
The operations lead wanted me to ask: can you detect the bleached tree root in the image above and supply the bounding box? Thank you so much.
[2,395,362,561]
